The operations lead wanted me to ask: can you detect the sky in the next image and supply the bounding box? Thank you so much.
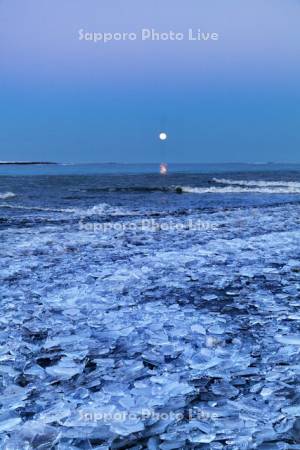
[0,0,300,163]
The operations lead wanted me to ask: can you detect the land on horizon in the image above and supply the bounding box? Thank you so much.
[0,161,57,165]
[2,161,300,166]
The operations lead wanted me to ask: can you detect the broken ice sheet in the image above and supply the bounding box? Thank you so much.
[2,178,300,448]
[0,416,22,433]
[109,416,144,436]
[211,381,239,398]
[1,385,32,410]
[275,335,300,346]
[37,402,71,424]
[190,324,206,334]
[43,335,84,350]
[281,405,300,416]
[8,421,60,448]
[45,357,83,380]
[149,375,193,398]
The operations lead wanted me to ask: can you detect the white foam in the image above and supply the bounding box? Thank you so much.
[181,185,300,194]
[80,203,135,217]
[0,192,16,200]
[213,178,300,188]
[0,204,75,213]
[0,202,134,216]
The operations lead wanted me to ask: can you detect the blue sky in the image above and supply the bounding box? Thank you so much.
[1,0,300,163]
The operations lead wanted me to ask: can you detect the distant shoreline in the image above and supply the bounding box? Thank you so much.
[0,162,57,165]
[1,161,300,166]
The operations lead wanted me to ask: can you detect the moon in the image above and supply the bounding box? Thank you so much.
[159,132,168,141]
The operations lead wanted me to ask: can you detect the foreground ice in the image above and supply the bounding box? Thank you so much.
[1,202,300,448]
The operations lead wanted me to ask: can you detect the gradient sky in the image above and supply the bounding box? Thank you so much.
[1,0,300,163]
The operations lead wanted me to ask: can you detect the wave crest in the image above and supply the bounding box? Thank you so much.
[0,192,16,200]
[213,178,300,188]
[181,185,300,194]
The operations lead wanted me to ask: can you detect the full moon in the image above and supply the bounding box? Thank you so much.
[159,132,168,141]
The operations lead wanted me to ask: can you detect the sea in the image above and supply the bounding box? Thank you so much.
[1,163,300,448]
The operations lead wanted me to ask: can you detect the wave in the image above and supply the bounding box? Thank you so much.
[0,192,16,200]
[0,204,75,213]
[0,202,133,217]
[213,178,300,188]
[84,182,300,195]
[80,203,134,217]
[181,185,300,194]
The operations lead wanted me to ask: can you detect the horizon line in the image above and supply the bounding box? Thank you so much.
[2,161,300,166]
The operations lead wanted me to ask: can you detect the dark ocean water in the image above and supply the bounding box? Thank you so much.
[2,164,300,221]
[1,164,300,448]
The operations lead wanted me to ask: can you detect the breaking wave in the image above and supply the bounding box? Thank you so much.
[0,204,76,213]
[213,178,300,188]
[79,203,134,217]
[0,202,134,217]
[84,182,300,195]
[181,185,300,194]
[0,192,16,199]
